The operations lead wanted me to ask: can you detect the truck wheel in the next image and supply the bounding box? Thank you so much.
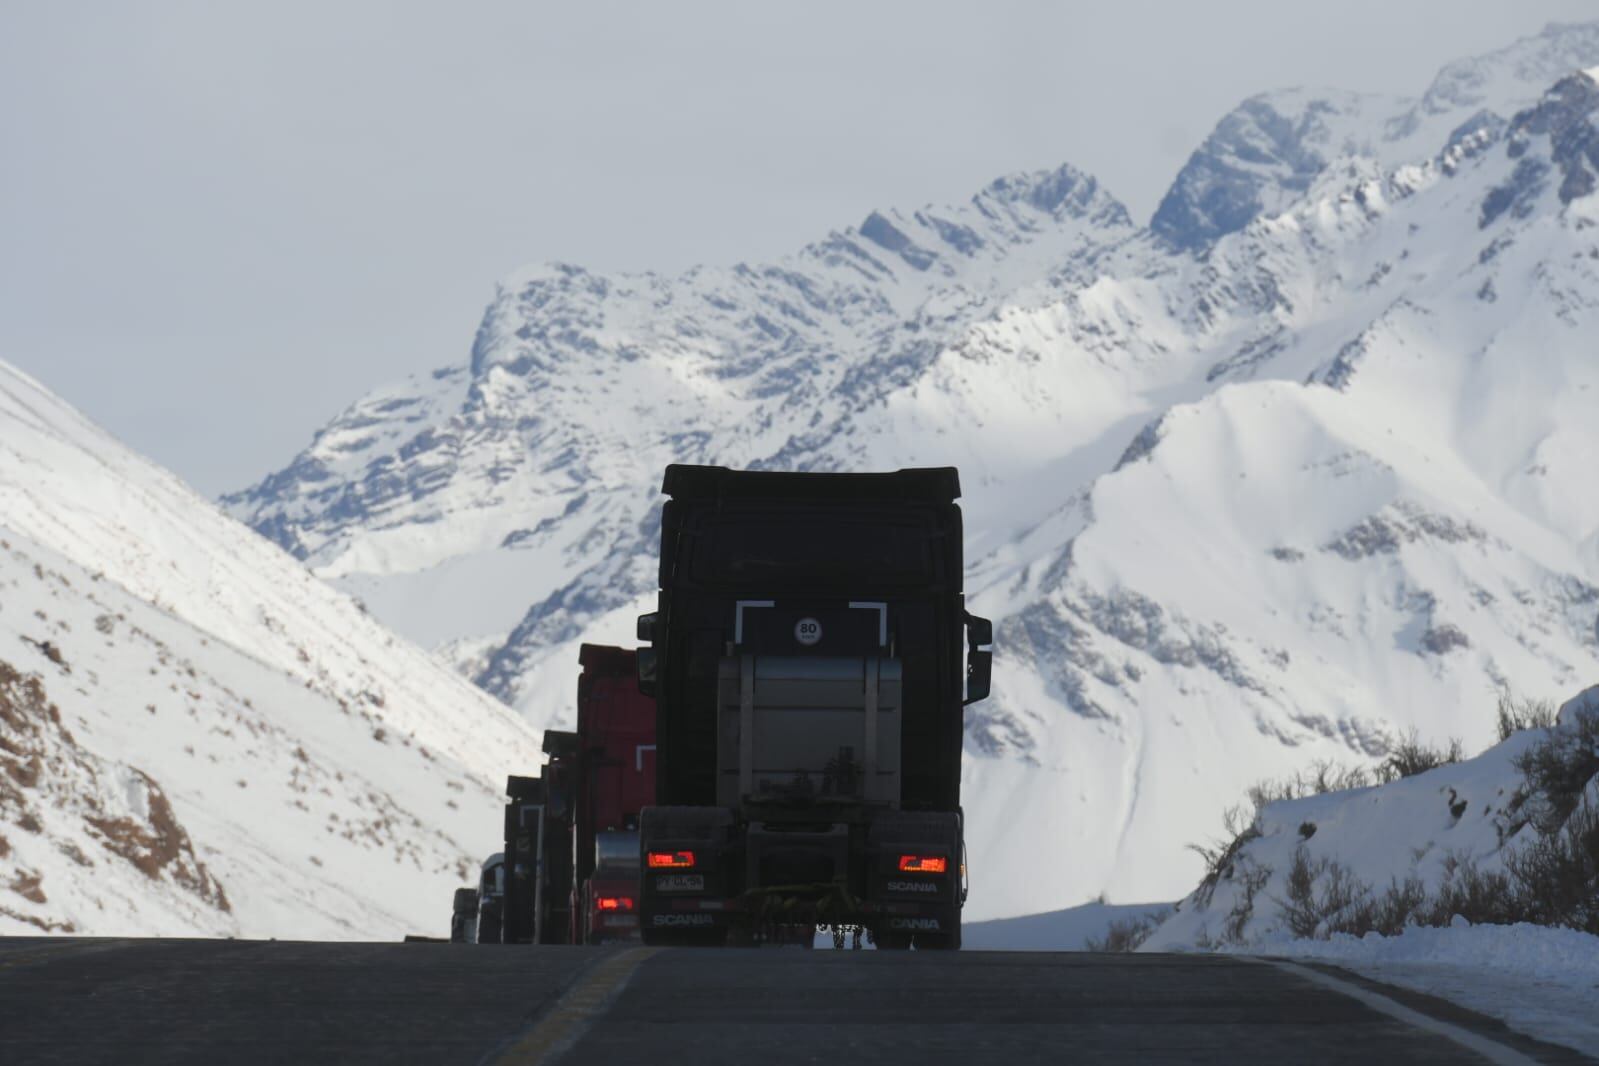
[450,888,480,944]
[478,903,504,945]
[642,926,727,947]
[913,917,961,951]
[871,926,912,951]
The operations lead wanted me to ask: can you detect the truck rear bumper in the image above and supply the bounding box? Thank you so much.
[655,895,953,922]
[639,805,962,938]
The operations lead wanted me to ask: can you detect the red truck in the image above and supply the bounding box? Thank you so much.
[457,644,656,945]
[566,643,656,944]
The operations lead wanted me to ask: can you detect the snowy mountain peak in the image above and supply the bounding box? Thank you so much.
[1492,68,1599,215]
[226,156,1136,576]
[975,162,1130,223]
[1414,21,1599,120]
[1151,88,1394,252]
[1153,21,1599,254]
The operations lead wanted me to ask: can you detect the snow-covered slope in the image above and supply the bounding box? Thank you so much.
[1139,684,1599,1051]
[0,360,542,937]
[226,24,1599,921]
[1144,687,1596,951]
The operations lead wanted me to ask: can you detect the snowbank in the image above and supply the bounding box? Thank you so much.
[1232,923,1599,1055]
[964,900,1174,952]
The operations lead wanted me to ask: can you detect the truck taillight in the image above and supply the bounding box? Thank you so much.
[647,850,696,869]
[596,896,634,911]
[897,855,948,874]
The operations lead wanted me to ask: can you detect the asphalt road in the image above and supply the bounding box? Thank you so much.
[0,936,1588,1065]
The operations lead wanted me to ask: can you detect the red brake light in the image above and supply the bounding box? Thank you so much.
[596,896,634,911]
[897,854,948,874]
[647,850,696,869]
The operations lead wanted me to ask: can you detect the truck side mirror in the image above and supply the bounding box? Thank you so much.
[636,646,658,697]
[637,612,658,643]
[963,612,992,705]
[965,650,992,705]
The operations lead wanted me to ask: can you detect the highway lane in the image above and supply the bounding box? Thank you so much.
[0,936,1587,1064]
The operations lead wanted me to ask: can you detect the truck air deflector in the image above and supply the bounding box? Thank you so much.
[662,464,961,504]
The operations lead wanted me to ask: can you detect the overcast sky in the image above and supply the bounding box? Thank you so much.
[4,1,1596,496]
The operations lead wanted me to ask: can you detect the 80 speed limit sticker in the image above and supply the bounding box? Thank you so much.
[794,618,823,646]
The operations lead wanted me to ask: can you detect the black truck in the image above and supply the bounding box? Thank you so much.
[635,464,992,949]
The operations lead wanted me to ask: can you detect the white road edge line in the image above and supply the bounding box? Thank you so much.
[1253,957,1540,1066]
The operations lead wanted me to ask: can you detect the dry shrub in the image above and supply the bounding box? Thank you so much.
[1496,693,1558,741]
[1513,701,1599,833]
[1189,804,1260,906]
[1422,858,1518,927]
[1222,863,1271,943]
[1084,908,1171,953]
[1375,730,1464,783]
[1505,796,1599,934]
[1279,848,1368,938]
[1360,877,1429,936]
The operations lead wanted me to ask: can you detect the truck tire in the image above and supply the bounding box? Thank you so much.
[450,888,480,944]
[641,925,727,948]
[913,913,961,951]
[478,900,504,945]
[871,923,912,950]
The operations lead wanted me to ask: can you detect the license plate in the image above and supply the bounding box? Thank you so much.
[603,914,638,928]
[656,874,704,892]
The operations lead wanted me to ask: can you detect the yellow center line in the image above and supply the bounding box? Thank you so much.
[494,946,661,1065]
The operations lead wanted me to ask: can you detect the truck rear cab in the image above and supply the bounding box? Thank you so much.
[499,761,574,945]
[570,644,656,943]
[636,465,990,948]
[476,645,657,946]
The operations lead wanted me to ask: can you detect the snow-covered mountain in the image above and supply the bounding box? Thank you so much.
[0,360,542,938]
[225,23,1599,921]
[1152,21,1599,251]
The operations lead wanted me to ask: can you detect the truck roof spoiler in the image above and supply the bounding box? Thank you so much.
[578,643,636,674]
[541,730,580,758]
[661,464,961,504]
